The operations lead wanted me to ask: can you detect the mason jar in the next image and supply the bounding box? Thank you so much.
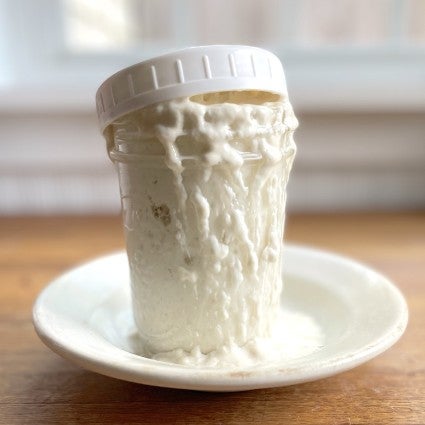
[96,46,297,360]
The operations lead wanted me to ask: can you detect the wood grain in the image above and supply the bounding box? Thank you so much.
[0,213,424,425]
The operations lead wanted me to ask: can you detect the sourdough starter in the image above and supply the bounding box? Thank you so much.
[109,90,298,367]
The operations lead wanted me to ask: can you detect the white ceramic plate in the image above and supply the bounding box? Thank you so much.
[33,245,408,392]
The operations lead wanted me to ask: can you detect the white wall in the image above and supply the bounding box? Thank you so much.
[1,107,424,214]
[290,111,425,211]
[1,0,424,214]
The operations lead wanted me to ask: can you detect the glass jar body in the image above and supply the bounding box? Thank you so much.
[109,94,297,355]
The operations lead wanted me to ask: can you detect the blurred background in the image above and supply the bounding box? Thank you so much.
[0,0,424,214]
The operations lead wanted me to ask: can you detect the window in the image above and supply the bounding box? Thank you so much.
[62,0,425,51]
[1,0,424,111]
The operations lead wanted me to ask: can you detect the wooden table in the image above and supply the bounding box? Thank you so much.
[1,213,424,424]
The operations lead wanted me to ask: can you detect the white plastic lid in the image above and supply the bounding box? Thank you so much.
[96,45,288,133]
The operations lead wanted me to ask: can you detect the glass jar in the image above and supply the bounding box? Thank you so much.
[97,46,297,363]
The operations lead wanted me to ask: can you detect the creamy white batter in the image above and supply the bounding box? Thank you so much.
[109,90,298,367]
